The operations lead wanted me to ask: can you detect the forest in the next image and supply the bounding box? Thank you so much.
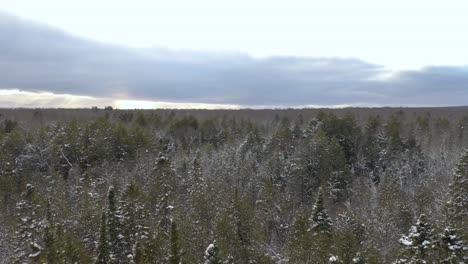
[0,107,467,263]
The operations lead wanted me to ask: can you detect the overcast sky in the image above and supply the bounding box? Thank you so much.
[1,1,467,108]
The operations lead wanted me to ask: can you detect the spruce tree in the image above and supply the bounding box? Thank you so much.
[437,227,466,263]
[43,202,58,263]
[14,184,44,263]
[447,150,468,234]
[133,240,145,264]
[309,187,333,263]
[395,214,434,263]
[413,214,434,261]
[95,210,110,264]
[188,150,205,193]
[168,221,181,264]
[335,212,367,264]
[310,187,332,234]
[120,183,146,260]
[106,186,126,263]
[288,209,312,263]
[187,150,211,261]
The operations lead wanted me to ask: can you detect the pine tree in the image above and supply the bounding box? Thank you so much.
[309,188,333,263]
[133,240,145,264]
[120,183,147,260]
[43,202,58,263]
[188,150,205,193]
[95,186,126,264]
[437,227,466,263]
[310,187,332,234]
[168,221,181,264]
[204,240,221,264]
[447,150,468,234]
[158,192,172,236]
[394,214,434,263]
[186,150,212,262]
[335,212,367,264]
[95,210,110,264]
[107,186,126,263]
[288,209,312,263]
[14,184,44,263]
[233,189,254,263]
[376,175,413,253]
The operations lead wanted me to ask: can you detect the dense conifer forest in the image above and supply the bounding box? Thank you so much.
[0,107,467,263]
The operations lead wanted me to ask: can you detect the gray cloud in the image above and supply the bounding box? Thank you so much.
[1,11,467,107]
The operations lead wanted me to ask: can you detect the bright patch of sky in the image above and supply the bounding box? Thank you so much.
[0,89,243,109]
[0,89,372,109]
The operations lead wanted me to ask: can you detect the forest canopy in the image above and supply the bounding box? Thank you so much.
[0,107,467,263]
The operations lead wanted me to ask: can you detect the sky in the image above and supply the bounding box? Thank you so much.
[0,0,467,108]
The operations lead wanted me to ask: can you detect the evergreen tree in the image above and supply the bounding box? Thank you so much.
[309,188,333,263]
[395,214,434,263]
[292,131,351,203]
[335,212,367,264]
[168,221,181,264]
[106,186,126,263]
[120,183,147,260]
[310,188,332,234]
[376,175,413,254]
[188,150,205,193]
[233,189,254,263]
[437,227,466,263]
[95,210,110,264]
[14,184,44,263]
[43,202,58,263]
[133,240,145,264]
[185,150,212,262]
[447,150,468,234]
[363,115,382,169]
[288,209,312,263]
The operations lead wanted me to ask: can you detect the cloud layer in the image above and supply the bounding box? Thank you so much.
[1,11,467,107]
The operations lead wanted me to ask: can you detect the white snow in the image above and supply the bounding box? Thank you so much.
[422,240,430,248]
[205,243,214,257]
[399,236,413,246]
[29,251,41,258]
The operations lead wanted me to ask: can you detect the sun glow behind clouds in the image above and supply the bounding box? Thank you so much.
[0,89,246,109]
[0,89,383,109]
[0,89,112,108]
[113,99,242,109]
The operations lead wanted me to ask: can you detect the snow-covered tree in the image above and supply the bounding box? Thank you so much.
[309,187,334,263]
[107,186,126,263]
[188,150,205,194]
[95,186,126,264]
[447,150,468,233]
[95,210,110,264]
[120,183,148,260]
[394,214,435,263]
[310,187,332,234]
[437,227,467,263]
[14,184,45,263]
[42,202,59,263]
